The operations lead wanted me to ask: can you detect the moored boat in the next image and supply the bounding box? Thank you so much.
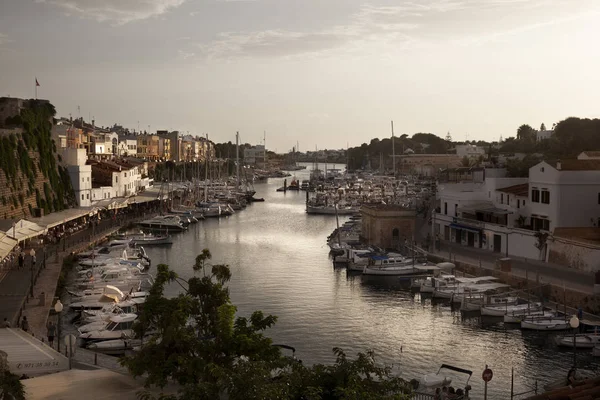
[520,316,570,331]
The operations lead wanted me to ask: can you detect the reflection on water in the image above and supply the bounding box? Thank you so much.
[143,165,598,399]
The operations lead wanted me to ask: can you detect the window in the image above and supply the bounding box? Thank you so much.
[125,172,127,177]
[532,189,540,202]
[444,202,448,215]
[81,177,84,183]
[517,199,520,209]
[454,204,458,217]
[541,190,550,204]
[598,193,600,204]
[500,193,504,204]
[115,176,118,183]
[86,194,89,199]
[507,195,510,205]
[81,194,84,200]
[523,200,526,206]
[87,177,90,182]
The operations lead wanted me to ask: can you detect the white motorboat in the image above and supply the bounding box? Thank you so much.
[76,265,146,281]
[417,364,472,393]
[363,264,417,276]
[81,301,139,323]
[138,215,187,231]
[79,314,138,343]
[481,302,542,317]
[555,333,600,349]
[432,276,502,300]
[131,234,172,246]
[69,286,148,310]
[521,316,570,330]
[420,273,457,294]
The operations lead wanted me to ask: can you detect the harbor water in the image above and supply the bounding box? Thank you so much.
[142,164,598,399]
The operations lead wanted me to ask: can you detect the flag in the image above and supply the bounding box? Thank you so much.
[35,78,40,87]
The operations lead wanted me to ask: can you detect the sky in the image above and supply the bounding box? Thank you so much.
[1,0,599,152]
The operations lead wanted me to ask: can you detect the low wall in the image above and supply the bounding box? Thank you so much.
[547,240,600,273]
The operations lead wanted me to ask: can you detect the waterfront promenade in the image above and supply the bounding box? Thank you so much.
[0,214,151,341]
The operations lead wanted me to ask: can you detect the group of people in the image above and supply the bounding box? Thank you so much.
[434,385,468,399]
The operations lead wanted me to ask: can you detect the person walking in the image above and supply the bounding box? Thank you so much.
[20,316,29,333]
[18,252,24,270]
[47,321,56,348]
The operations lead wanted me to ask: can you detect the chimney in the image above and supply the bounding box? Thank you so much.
[556,160,561,170]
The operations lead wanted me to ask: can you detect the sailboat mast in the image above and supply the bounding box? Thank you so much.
[263,130,267,170]
[391,120,395,176]
[204,134,209,202]
[236,131,240,190]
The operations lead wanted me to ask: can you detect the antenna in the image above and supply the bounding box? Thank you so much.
[391,120,395,176]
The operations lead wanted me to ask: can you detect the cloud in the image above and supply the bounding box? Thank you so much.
[0,33,11,46]
[37,0,187,24]
[178,49,195,59]
[197,5,422,60]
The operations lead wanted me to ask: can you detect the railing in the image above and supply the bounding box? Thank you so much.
[412,393,436,400]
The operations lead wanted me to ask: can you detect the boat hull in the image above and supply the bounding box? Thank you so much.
[520,319,570,331]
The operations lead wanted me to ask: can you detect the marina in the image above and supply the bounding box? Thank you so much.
[44,163,598,399]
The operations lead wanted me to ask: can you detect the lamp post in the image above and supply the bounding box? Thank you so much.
[570,315,580,369]
[54,300,63,353]
[29,248,36,298]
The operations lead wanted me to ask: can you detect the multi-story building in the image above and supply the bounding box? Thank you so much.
[158,136,171,160]
[536,130,554,142]
[117,134,138,157]
[528,159,600,231]
[157,130,181,161]
[89,132,118,160]
[62,148,92,207]
[136,134,159,161]
[244,145,265,165]
[90,159,143,197]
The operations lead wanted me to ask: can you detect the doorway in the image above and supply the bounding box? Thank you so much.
[493,234,502,253]
[467,231,475,247]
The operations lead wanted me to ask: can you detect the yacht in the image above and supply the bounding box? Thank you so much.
[79,314,138,343]
[555,333,600,349]
[504,309,554,324]
[138,215,187,232]
[86,336,145,355]
[362,255,417,276]
[481,302,542,317]
[81,301,139,323]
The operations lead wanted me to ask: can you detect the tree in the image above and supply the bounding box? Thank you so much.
[505,154,542,177]
[0,369,25,400]
[123,250,412,400]
[460,156,471,167]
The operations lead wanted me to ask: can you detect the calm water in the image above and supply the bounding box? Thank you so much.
[143,164,597,399]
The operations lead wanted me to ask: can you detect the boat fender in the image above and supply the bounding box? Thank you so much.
[86,271,93,279]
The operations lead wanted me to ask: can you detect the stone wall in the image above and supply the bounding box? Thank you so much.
[0,147,53,219]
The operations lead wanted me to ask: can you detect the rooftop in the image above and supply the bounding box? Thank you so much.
[497,183,529,197]
[581,151,600,157]
[557,159,600,171]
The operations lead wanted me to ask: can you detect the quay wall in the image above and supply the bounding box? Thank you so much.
[427,254,600,315]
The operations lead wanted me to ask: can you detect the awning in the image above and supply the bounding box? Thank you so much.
[0,231,18,261]
[450,223,481,233]
[459,202,511,215]
[5,219,46,242]
[29,208,98,229]
[0,328,69,376]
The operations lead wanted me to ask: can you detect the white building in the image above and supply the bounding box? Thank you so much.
[528,160,600,231]
[62,148,92,207]
[536,130,554,142]
[90,132,118,158]
[90,160,143,199]
[434,174,536,258]
[117,135,138,157]
[244,145,265,165]
[455,144,485,159]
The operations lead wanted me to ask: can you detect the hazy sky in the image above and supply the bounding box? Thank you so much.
[1,0,599,151]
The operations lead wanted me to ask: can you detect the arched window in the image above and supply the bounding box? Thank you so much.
[392,228,400,238]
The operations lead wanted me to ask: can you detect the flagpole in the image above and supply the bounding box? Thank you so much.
[35,78,37,100]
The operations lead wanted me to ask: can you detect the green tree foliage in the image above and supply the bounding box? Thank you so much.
[547,117,600,158]
[505,154,543,177]
[123,250,412,400]
[0,369,26,400]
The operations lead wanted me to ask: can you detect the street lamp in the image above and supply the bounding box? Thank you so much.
[29,249,36,298]
[570,315,580,369]
[54,300,63,352]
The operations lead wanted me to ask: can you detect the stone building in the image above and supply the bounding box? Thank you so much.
[361,204,416,249]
